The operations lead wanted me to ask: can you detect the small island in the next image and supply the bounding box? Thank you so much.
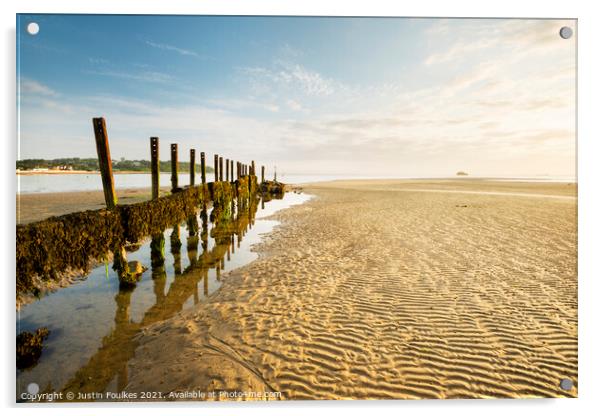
[456,171,469,176]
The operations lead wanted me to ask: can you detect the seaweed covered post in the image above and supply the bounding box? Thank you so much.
[150,233,165,268]
[214,154,219,182]
[189,148,196,186]
[150,137,160,200]
[92,117,117,210]
[171,143,179,192]
[171,223,182,275]
[200,152,206,184]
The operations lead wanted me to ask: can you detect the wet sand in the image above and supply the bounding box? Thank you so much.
[119,179,577,400]
[17,179,577,400]
[17,188,173,224]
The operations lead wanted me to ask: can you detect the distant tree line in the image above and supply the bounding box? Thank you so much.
[16,158,214,173]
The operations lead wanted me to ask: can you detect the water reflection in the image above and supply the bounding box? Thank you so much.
[16,192,312,401]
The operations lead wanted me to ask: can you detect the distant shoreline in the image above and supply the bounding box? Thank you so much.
[16,170,173,175]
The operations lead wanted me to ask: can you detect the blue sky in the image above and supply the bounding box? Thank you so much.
[17,15,576,177]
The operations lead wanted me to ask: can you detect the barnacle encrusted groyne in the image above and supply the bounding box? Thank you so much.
[16,175,283,299]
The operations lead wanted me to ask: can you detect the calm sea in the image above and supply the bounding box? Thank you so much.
[16,172,576,194]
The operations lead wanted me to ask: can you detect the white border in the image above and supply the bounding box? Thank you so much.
[2,1,601,415]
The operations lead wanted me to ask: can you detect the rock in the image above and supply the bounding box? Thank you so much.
[17,327,50,370]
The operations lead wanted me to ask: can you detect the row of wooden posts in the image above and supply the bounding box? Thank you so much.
[92,117,268,210]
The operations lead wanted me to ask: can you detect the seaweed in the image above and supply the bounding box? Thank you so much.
[16,327,50,370]
[16,177,266,297]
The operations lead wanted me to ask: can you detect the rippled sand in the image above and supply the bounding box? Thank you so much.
[126,180,577,400]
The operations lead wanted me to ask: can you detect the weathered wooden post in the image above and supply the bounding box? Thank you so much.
[189,149,196,186]
[150,137,160,200]
[226,158,230,182]
[171,143,178,192]
[230,160,234,182]
[261,165,265,183]
[200,152,206,184]
[214,154,219,182]
[92,117,117,209]
[237,162,240,179]
[251,160,255,176]
[219,157,224,181]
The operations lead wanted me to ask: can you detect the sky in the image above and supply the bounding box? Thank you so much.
[17,15,576,178]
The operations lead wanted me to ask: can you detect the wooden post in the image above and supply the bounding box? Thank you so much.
[226,158,230,182]
[237,162,240,179]
[92,117,117,209]
[261,165,265,183]
[214,154,219,182]
[189,149,195,186]
[200,152,206,184]
[230,160,234,182]
[170,143,178,192]
[219,157,224,181]
[150,137,159,200]
[251,161,255,176]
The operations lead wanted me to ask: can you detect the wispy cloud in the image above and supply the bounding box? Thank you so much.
[85,69,174,84]
[145,40,199,57]
[88,57,110,65]
[241,61,335,97]
[20,78,57,96]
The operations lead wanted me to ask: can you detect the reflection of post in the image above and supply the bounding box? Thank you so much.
[203,269,209,296]
[150,137,160,200]
[187,215,199,266]
[92,117,117,209]
[200,152,206,184]
[171,224,182,275]
[113,287,133,391]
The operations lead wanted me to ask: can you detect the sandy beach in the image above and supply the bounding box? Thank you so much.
[116,179,577,400]
[16,187,175,224]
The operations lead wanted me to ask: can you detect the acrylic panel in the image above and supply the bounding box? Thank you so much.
[16,15,577,402]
